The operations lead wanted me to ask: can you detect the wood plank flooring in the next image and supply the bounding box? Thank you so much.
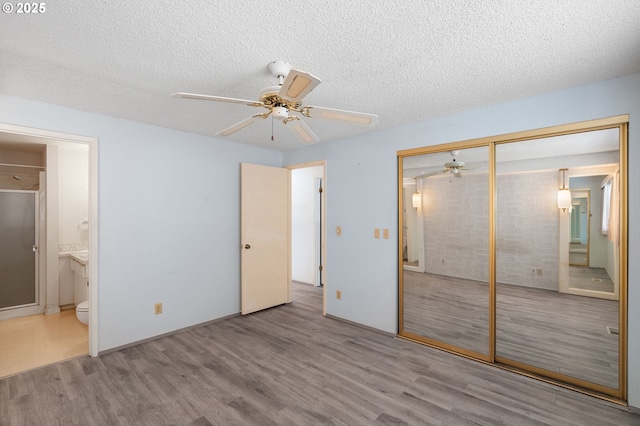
[403,271,619,389]
[496,281,618,389]
[1,282,638,425]
[569,266,615,293]
[403,272,490,355]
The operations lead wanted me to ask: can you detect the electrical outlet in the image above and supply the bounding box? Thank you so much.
[530,267,536,275]
[154,303,163,315]
[441,258,445,265]
[336,290,341,300]
[336,226,342,236]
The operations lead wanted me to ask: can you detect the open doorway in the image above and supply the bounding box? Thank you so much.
[289,161,326,315]
[0,123,98,378]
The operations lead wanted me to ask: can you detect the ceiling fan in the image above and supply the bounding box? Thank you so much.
[172,61,378,143]
[416,150,484,179]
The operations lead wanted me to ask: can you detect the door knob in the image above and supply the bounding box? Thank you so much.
[244,244,251,249]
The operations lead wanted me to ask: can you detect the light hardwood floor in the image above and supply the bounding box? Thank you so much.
[1,282,638,425]
[0,309,88,378]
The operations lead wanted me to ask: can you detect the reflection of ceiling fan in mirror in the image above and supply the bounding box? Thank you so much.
[172,61,378,144]
[416,150,484,179]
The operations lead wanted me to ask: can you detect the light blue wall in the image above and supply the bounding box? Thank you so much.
[0,95,282,351]
[283,73,640,407]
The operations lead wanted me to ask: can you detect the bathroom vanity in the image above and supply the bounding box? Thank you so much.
[59,250,88,307]
[70,251,88,306]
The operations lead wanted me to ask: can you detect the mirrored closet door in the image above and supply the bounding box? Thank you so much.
[400,145,491,360]
[494,128,623,394]
[398,116,627,400]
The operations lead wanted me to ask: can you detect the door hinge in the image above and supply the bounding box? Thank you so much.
[319,265,323,271]
[319,187,323,193]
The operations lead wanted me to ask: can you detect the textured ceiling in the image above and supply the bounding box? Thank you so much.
[1,1,639,151]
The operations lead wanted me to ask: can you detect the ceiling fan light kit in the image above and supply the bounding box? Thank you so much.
[272,106,288,120]
[172,60,378,144]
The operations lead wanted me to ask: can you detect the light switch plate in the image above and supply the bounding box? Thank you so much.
[383,228,389,239]
[374,228,380,239]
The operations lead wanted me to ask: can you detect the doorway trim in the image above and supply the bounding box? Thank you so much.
[0,122,99,357]
[287,160,327,316]
[314,176,324,287]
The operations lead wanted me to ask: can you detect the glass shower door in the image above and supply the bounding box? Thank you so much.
[0,191,37,310]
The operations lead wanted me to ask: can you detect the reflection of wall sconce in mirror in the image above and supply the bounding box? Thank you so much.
[557,168,571,212]
[412,191,421,208]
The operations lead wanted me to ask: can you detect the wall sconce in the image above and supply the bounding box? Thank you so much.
[557,168,571,212]
[412,191,421,208]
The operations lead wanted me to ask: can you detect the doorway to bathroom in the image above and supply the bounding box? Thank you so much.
[0,123,98,377]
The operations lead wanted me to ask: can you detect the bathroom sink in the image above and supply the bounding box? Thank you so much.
[70,251,89,265]
[70,251,89,278]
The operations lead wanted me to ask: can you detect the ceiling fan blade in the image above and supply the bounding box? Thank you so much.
[462,166,486,172]
[216,114,267,137]
[415,169,447,179]
[286,118,319,144]
[278,69,321,103]
[172,92,262,107]
[302,105,378,125]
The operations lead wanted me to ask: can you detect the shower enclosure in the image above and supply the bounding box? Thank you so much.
[0,191,38,310]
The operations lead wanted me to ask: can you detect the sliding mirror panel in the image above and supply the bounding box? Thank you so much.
[495,128,622,393]
[400,146,490,358]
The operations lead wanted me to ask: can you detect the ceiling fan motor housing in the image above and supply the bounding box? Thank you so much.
[445,160,464,169]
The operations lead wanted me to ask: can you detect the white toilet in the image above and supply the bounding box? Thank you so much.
[76,301,89,325]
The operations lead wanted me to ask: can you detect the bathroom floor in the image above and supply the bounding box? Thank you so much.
[0,309,88,378]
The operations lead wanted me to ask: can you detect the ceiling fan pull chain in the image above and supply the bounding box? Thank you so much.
[271,114,274,141]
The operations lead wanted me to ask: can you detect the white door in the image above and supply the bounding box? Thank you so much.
[241,163,290,315]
